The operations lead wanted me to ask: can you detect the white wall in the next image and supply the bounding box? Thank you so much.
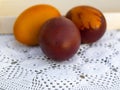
[0,0,120,16]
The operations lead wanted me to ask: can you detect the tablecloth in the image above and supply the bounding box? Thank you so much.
[0,30,120,90]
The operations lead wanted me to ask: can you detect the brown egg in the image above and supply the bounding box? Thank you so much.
[39,17,81,61]
[66,5,106,43]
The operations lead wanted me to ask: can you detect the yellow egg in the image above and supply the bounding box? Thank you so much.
[14,4,61,46]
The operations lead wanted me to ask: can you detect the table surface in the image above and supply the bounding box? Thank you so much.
[0,12,120,90]
[0,13,120,34]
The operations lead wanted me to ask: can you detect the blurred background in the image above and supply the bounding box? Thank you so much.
[0,0,120,33]
[0,0,120,16]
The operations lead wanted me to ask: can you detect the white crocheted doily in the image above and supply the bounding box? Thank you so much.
[0,30,120,90]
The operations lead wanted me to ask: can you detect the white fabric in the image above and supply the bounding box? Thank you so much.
[0,30,120,90]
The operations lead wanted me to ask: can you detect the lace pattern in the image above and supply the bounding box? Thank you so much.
[0,30,120,90]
